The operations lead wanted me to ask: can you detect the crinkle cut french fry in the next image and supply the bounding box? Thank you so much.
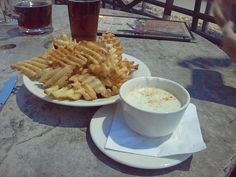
[11,32,139,101]
[11,57,49,79]
[44,66,74,88]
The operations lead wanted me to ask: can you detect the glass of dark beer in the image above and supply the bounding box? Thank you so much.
[68,0,100,41]
[3,0,53,35]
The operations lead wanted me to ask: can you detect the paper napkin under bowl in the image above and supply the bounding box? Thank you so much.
[105,103,206,157]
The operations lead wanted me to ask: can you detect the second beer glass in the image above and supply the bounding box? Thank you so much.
[1,0,53,34]
[68,0,100,41]
[15,0,52,34]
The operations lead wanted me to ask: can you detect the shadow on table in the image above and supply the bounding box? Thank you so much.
[178,57,236,108]
[178,57,233,69]
[15,85,99,128]
[187,69,236,108]
[0,27,20,41]
[86,129,192,176]
[43,40,53,49]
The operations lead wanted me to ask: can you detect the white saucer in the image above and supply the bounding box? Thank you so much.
[90,104,192,169]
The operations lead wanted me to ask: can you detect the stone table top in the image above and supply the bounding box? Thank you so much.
[0,5,236,177]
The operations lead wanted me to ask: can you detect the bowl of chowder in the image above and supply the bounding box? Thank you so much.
[119,77,190,138]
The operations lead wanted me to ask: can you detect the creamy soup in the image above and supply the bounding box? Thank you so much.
[125,87,181,113]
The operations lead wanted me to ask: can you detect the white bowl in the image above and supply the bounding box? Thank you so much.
[119,77,190,138]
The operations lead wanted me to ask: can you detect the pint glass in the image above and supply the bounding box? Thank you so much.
[2,0,53,35]
[68,0,100,41]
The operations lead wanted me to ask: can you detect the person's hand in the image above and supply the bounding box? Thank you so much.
[212,0,236,59]
[212,0,230,27]
[222,21,236,59]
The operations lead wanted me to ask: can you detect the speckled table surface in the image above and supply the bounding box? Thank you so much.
[0,5,236,177]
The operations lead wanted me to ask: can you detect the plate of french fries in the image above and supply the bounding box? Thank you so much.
[12,32,151,107]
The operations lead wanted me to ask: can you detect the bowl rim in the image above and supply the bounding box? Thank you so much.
[119,76,191,115]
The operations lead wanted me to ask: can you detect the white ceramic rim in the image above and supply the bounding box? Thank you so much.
[119,76,190,114]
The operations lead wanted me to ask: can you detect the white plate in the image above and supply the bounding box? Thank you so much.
[23,53,151,107]
[90,104,192,169]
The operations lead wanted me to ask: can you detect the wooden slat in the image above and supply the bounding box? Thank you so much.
[191,0,202,31]
[163,0,174,20]
[202,1,213,32]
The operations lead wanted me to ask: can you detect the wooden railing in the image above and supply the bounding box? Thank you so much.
[55,0,221,44]
[101,0,221,44]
